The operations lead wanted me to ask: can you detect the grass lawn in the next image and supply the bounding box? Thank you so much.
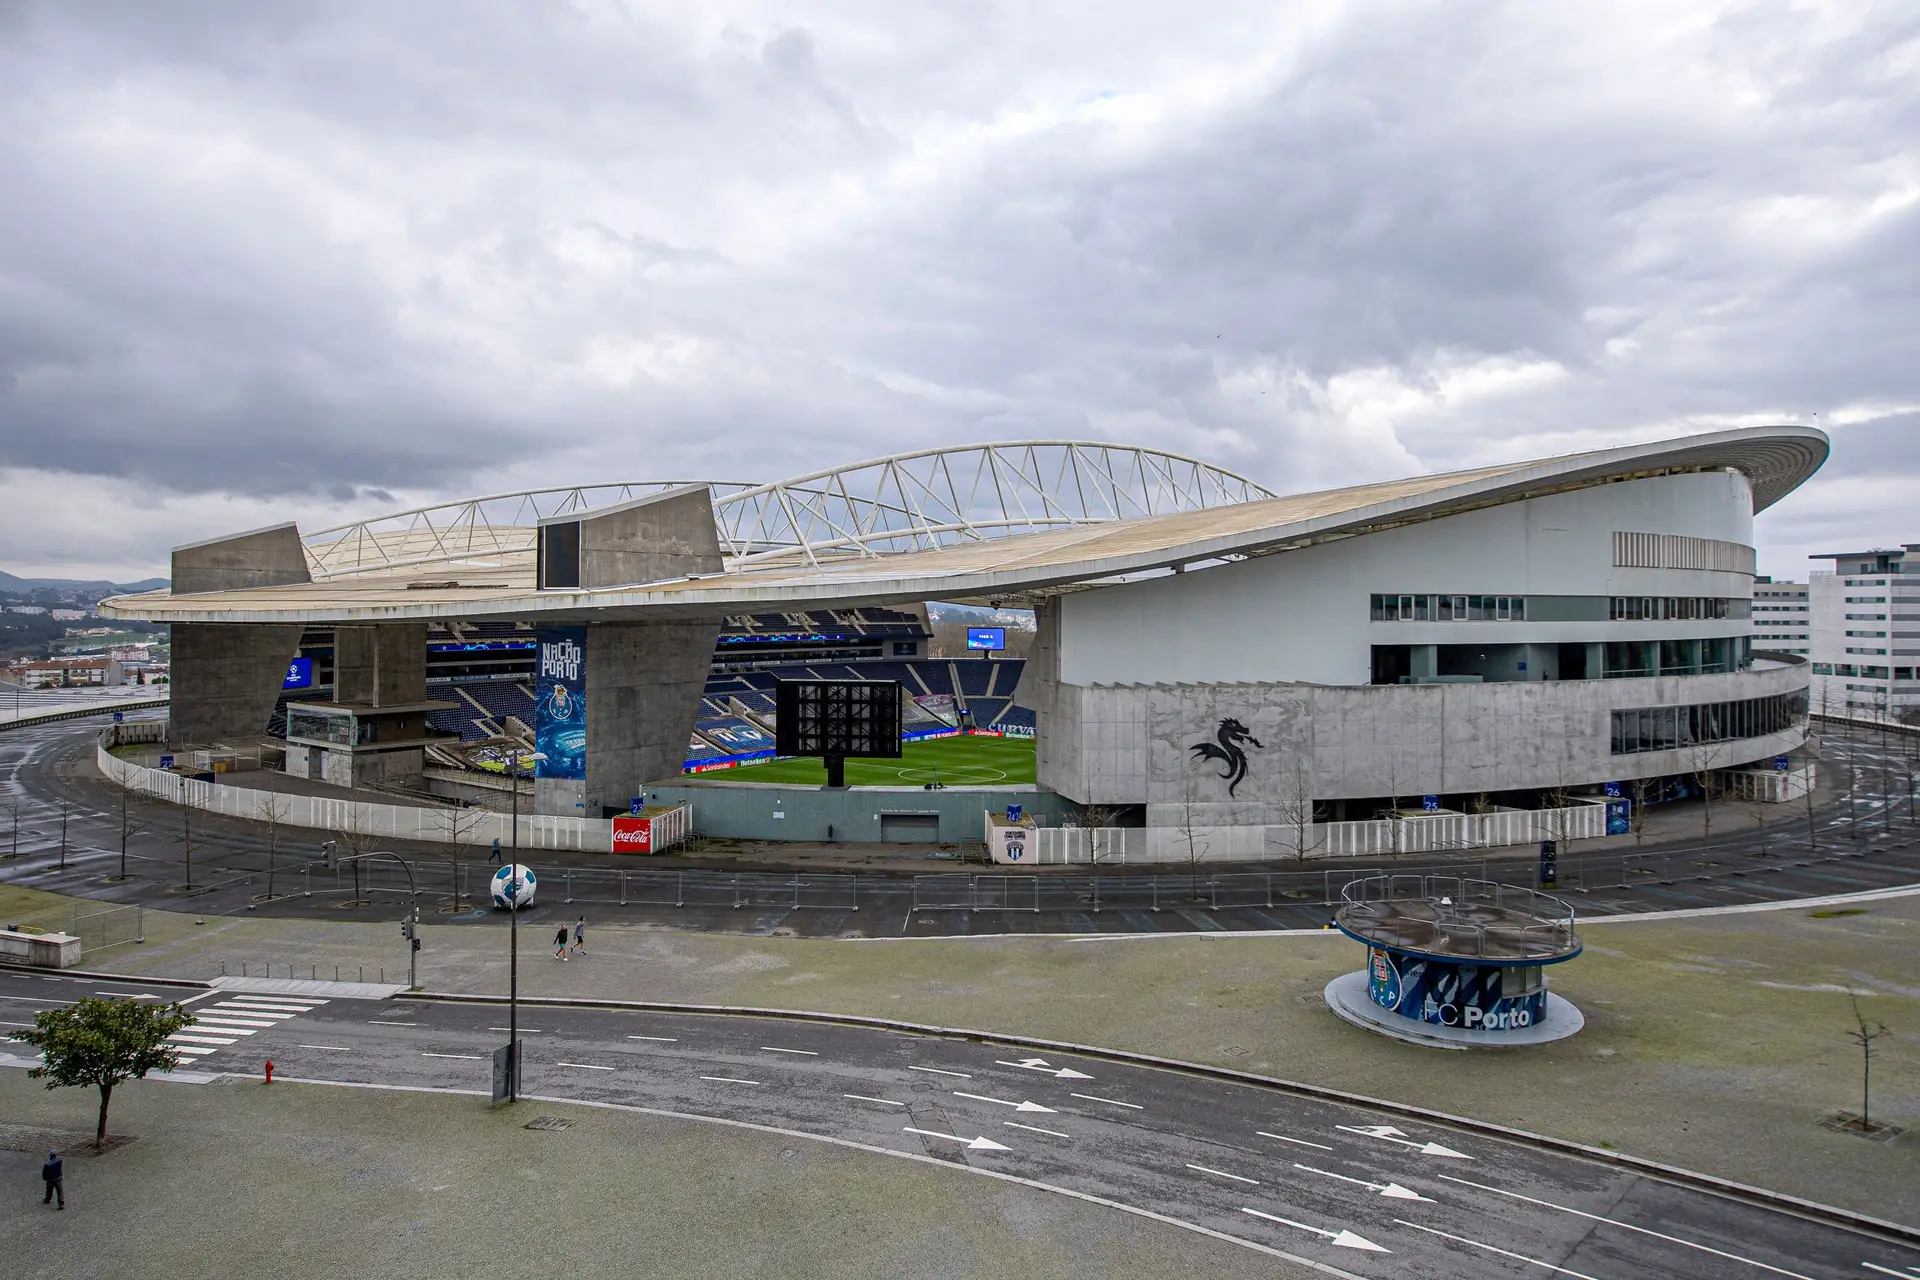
[722,732,1036,786]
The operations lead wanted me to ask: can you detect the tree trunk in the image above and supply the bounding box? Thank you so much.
[95,1081,113,1148]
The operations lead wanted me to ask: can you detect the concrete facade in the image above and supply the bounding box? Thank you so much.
[537,619,723,818]
[168,523,314,748]
[333,624,429,707]
[1019,472,1810,823]
[538,484,725,590]
[642,781,1069,844]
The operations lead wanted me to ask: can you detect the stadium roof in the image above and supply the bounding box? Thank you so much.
[102,426,1827,625]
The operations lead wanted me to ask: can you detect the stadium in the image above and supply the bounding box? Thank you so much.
[101,427,1828,859]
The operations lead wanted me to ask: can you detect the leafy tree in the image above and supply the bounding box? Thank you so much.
[18,996,195,1147]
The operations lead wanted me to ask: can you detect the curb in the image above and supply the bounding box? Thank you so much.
[413,988,1919,1247]
[2,965,209,987]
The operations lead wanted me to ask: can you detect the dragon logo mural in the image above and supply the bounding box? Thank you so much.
[1190,717,1264,796]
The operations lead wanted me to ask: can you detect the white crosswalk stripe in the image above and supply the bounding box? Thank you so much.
[163,997,329,1061]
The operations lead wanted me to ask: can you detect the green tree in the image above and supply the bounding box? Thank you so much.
[18,997,195,1147]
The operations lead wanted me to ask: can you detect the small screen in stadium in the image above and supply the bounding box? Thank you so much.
[967,626,1006,651]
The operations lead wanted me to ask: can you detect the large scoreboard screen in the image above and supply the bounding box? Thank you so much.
[775,679,904,771]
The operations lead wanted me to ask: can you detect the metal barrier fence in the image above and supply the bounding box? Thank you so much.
[304,860,862,913]
[70,903,145,951]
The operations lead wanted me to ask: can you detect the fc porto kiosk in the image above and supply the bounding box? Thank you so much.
[1324,875,1584,1049]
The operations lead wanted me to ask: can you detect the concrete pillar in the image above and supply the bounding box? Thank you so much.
[1024,599,1064,794]
[167,523,310,748]
[333,624,427,707]
[1409,645,1438,681]
[535,619,722,818]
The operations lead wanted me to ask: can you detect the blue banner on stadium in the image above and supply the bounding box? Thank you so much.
[535,627,587,781]
[282,657,314,690]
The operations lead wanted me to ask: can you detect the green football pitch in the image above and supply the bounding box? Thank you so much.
[720,733,1036,786]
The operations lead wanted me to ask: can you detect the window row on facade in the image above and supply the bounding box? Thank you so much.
[1602,636,1752,678]
[1611,531,1756,574]
[1814,663,1920,680]
[1370,594,1528,621]
[1609,691,1807,756]
[1607,596,1739,621]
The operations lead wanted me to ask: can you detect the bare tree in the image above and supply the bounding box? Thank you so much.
[1802,734,1821,853]
[254,791,292,901]
[4,792,20,859]
[57,795,73,871]
[1176,774,1212,902]
[1628,776,1654,849]
[1538,788,1583,866]
[1684,740,1727,840]
[1845,993,1890,1134]
[433,802,487,911]
[111,783,147,881]
[1277,754,1317,868]
[333,803,381,906]
[180,807,195,890]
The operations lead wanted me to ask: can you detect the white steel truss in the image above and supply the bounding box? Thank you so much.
[301,442,1273,581]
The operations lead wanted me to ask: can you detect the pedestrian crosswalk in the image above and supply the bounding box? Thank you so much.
[164,995,328,1060]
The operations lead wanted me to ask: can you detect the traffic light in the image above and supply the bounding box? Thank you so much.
[401,917,414,941]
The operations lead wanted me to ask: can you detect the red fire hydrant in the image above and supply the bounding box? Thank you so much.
[264,1060,274,1085]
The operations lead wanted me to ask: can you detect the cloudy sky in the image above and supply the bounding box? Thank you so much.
[1,0,1914,582]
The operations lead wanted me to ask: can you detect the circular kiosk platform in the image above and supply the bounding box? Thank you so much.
[1324,875,1584,1049]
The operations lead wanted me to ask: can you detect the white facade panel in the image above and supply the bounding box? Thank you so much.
[1058,471,1756,688]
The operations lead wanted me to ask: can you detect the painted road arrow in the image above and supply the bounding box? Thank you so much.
[902,1126,1012,1151]
[1239,1207,1390,1253]
[994,1057,1094,1080]
[952,1091,1056,1113]
[1335,1125,1473,1159]
[1294,1163,1433,1201]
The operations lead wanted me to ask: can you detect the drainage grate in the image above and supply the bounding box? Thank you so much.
[523,1115,574,1132]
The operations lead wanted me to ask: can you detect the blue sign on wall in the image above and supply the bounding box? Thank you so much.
[534,627,587,782]
[1421,794,1439,812]
[1603,780,1622,798]
[282,657,314,690]
[966,626,1006,651]
[1774,755,1791,771]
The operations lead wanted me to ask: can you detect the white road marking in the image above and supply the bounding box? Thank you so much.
[1257,1131,1333,1151]
[1858,1264,1920,1278]
[170,1032,242,1044]
[907,1065,970,1078]
[1295,1164,1431,1201]
[556,1061,615,1071]
[953,1091,1055,1113]
[628,1035,677,1042]
[1439,1175,1819,1279]
[167,1045,218,1057]
[0,1019,36,1027]
[298,1045,354,1051]
[701,1075,760,1085]
[221,999,324,1009]
[1336,1125,1472,1159]
[369,1020,417,1026]
[902,1127,1010,1152]
[760,1046,818,1055]
[421,1052,483,1060]
[843,1094,904,1107]
[94,991,162,999]
[1240,1207,1389,1253]
[195,1017,277,1030]
[1393,1220,1599,1278]
[1187,1163,1260,1185]
[1070,1092,1142,1110]
[0,994,74,1004]
[490,1027,543,1033]
[209,1006,297,1018]
[995,1057,1094,1079]
[1003,1121,1071,1138]
[190,1023,261,1035]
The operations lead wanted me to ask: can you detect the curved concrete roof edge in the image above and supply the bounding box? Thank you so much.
[101,424,1828,624]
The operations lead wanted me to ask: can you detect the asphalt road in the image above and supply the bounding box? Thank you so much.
[4,714,1919,938]
[1,969,1913,1278]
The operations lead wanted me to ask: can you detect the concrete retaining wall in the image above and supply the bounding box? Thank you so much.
[641,782,1071,844]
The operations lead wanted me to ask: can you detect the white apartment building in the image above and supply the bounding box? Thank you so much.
[1809,544,1920,721]
[1752,577,1810,656]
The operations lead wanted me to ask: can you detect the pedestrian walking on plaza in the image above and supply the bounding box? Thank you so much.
[572,916,586,956]
[41,1150,64,1209]
[554,924,570,961]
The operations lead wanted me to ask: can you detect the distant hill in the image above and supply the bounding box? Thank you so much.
[0,571,169,595]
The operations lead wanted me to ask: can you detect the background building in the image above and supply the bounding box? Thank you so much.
[1751,577,1810,656]
[1808,544,1920,722]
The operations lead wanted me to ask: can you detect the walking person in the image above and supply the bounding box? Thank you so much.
[572,915,586,957]
[554,924,570,961]
[42,1149,63,1209]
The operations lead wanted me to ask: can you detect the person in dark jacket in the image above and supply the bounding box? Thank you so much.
[42,1150,63,1209]
[554,924,570,961]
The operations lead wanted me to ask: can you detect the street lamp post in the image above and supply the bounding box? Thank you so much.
[506,747,545,1103]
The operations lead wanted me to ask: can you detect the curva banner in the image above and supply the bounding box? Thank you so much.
[535,627,587,781]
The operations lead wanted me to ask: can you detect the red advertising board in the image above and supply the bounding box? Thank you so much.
[611,815,653,854]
